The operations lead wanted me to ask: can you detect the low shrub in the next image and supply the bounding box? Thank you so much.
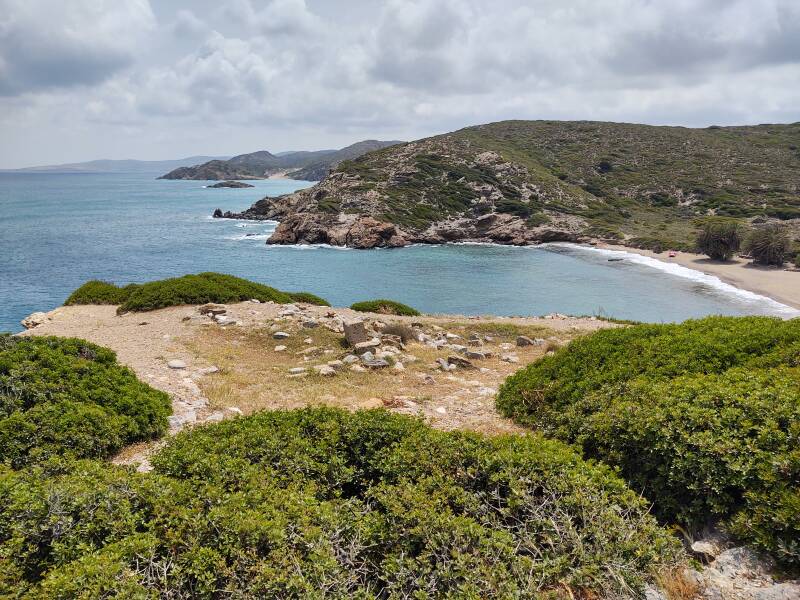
[64,280,140,306]
[351,299,421,316]
[286,291,331,306]
[496,316,800,567]
[1,409,682,598]
[0,335,170,467]
[64,273,330,313]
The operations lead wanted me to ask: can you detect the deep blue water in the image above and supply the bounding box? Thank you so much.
[1,172,795,332]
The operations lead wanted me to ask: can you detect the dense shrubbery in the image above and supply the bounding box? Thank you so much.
[0,408,681,598]
[0,335,170,467]
[695,218,743,260]
[65,273,330,313]
[497,316,800,566]
[351,299,421,316]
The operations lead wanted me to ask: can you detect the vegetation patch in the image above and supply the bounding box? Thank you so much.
[496,316,800,567]
[64,273,330,313]
[0,335,170,468]
[351,299,421,316]
[1,408,682,597]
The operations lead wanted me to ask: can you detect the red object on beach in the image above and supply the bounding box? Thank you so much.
[668,251,677,257]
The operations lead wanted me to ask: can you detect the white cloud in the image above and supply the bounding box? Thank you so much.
[0,0,155,95]
[1,0,799,167]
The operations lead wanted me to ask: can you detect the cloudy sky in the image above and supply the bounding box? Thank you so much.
[1,0,799,168]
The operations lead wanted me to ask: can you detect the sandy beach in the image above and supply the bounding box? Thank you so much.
[601,244,800,311]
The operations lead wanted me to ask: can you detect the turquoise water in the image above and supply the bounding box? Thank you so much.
[0,172,795,332]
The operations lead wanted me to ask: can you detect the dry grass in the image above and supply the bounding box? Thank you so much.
[655,567,701,600]
[179,318,576,435]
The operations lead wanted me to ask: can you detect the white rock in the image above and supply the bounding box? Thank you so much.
[435,406,447,414]
[274,345,287,352]
[205,411,225,423]
[288,367,306,374]
[393,361,405,372]
[342,354,360,364]
[273,331,290,339]
[21,311,49,329]
[167,359,187,369]
[314,365,337,376]
[350,364,367,373]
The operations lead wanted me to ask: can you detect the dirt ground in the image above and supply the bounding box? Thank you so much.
[20,301,613,467]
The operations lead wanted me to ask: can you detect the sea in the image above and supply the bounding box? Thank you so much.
[1,171,797,333]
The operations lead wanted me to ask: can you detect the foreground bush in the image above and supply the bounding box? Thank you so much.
[0,335,170,467]
[1,409,681,598]
[497,316,800,566]
[65,273,330,313]
[695,218,743,260]
[351,298,421,316]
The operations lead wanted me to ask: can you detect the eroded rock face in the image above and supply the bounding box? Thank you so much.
[267,214,408,248]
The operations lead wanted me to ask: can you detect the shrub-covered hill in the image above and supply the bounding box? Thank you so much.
[1,408,682,598]
[65,272,329,313]
[0,335,170,467]
[496,316,800,568]
[221,120,800,249]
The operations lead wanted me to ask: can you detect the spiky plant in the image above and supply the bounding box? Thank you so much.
[745,225,791,266]
[695,219,743,261]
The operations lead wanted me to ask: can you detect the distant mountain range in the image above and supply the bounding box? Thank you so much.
[2,157,229,174]
[158,140,403,182]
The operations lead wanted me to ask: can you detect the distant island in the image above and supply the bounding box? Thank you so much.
[159,140,402,182]
[215,119,800,250]
[208,180,254,188]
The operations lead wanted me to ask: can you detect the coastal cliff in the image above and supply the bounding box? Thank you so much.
[216,120,800,249]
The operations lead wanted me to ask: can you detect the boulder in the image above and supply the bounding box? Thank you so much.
[274,345,287,352]
[21,312,49,329]
[516,335,535,347]
[354,339,381,354]
[302,320,319,329]
[362,358,390,369]
[167,359,187,369]
[343,320,370,346]
[314,365,337,376]
[198,303,227,316]
[273,331,290,340]
[288,367,307,374]
[447,355,475,369]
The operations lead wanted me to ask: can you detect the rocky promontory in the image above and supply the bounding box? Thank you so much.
[214,119,800,250]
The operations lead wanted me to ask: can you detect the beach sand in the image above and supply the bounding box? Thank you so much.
[601,244,800,310]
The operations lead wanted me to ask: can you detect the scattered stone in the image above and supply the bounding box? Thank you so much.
[343,319,370,346]
[448,344,468,353]
[358,397,384,409]
[139,321,149,326]
[501,353,519,363]
[314,365,337,376]
[516,335,535,347]
[354,339,381,354]
[167,359,187,369]
[198,303,227,316]
[274,345,287,352]
[363,358,390,369]
[342,354,360,364]
[214,314,237,325]
[303,337,313,344]
[21,312,49,329]
[435,406,447,415]
[393,361,405,372]
[691,540,720,561]
[381,334,404,348]
[205,411,225,423]
[350,364,367,373]
[327,360,345,371]
[288,367,306,374]
[250,298,261,303]
[468,337,484,347]
[360,351,375,362]
[436,358,456,371]
[199,365,220,374]
[422,374,435,385]
[302,320,319,329]
[465,350,492,360]
[445,332,461,340]
[226,406,243,415]
[273,331,290,340]
[447,355,475,369]
[299,346,320,355]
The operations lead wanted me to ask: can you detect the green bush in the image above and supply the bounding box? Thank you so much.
[286,291,331,306]
[496,316,800,566]
[64,273,330,313]
[64,280,140,306]
[1,409,682,598]
[0,335,170,467]
[745,224,791,266]
[695,218,743,260]
[350,299,421,316]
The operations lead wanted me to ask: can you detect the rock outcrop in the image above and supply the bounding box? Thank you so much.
[208,180,255,188]
[212,120,800,250]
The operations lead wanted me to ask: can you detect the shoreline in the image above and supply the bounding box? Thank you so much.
[598,243,800,311]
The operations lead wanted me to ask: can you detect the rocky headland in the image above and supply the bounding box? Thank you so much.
[214,120,800,250]
[208,180,254,188]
